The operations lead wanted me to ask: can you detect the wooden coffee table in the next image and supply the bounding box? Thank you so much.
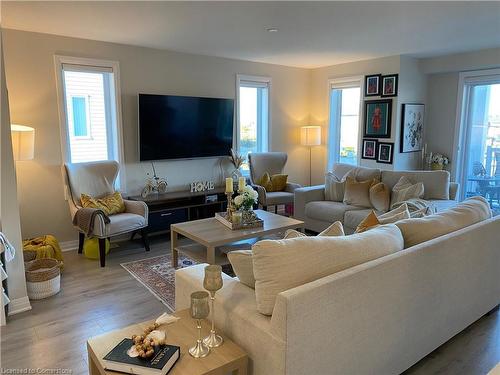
[87,309,248,375]
[171,210,304,267]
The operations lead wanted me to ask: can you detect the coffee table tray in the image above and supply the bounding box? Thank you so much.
[215,212,264,230]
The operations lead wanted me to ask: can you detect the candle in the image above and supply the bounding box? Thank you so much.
[232,211,242,225]
[225,177,233,193]
[238,177,245,192]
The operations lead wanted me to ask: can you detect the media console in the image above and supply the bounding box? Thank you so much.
[128,188,228,235]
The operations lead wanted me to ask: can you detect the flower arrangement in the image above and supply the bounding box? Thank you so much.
[430,152,449,170]
[233,185,258,211]
[230,148,245,170]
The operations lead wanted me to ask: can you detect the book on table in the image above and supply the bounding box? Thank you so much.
[103,338,180,375]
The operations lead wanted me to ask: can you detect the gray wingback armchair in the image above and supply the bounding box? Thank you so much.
[248,152,301,212]
[63,160,149,267]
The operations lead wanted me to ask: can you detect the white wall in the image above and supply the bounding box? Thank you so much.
[0,33,30,315]
[3,29,311,244]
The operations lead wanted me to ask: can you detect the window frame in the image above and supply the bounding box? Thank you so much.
[235,74,271,155]
[54,55,126,189]
[327,76,364,170]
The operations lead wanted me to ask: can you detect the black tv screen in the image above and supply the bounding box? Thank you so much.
[139,94,234,161]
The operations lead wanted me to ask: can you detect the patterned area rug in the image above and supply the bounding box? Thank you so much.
[121,254,235,311]
[121,254,198,311]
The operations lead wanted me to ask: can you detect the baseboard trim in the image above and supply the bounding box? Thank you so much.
[8,296,32,316]
[60,240,79,252]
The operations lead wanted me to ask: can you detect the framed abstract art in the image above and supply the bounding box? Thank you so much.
[362,139,377,160]
[377,142,394,164]
[381,74,398,97]
[400,103,425,153]
[363,99,392,138]
[364,74,381,96]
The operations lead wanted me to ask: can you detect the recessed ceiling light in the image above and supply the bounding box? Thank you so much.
[267,27,278,33]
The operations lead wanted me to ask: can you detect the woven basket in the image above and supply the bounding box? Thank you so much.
[23,250,37,263]
[25,258,62,300]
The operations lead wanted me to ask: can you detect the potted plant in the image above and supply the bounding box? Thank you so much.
[431,153,449,170]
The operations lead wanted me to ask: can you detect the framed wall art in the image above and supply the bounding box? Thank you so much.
[381,74,398,97]
[400,103,425,153]
[377,142,394,164]
[364,74,382,96]
[362,139,377,160]
[363,99,392,138]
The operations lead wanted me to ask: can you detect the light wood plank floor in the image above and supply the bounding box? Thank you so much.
[1,235,498,374]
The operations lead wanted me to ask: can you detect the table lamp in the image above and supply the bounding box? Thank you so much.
[11,124,35,161]
[300,126,321,185]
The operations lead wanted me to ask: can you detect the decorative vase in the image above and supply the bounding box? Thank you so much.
[231,168,242,181]
[431,163,444,170]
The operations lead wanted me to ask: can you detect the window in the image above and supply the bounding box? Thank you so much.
[236,75,270,173]
[55,56,124,169]
[327,78,362,169]
[456,69,500,208]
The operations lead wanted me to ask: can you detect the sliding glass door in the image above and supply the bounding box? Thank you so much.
[459,73,500,210]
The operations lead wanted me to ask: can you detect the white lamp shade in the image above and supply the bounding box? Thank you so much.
[300,126,321,146]
[11,124,35,161]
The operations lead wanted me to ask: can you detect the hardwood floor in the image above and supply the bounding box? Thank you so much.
[1,235,499,374]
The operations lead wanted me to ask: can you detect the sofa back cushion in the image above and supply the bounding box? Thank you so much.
[252,224,404,315]
[381,170,450,200]
[395,196,492,248]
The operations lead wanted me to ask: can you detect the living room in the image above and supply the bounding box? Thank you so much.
[1,1,499,374]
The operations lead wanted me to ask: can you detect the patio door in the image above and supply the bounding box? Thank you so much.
[458,71,500,209]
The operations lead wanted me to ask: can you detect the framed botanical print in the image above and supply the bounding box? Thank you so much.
[377,142,394,164]
[362,139,377,160]
[381,74,398,97]
[400,103,425,153]
[363,99,392,138]
[364,74,382,96]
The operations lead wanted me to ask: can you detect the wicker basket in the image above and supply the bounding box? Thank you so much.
[25,258,62,300]
[23,250,37,263]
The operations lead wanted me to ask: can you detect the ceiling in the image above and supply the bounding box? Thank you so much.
[2,1,500,68]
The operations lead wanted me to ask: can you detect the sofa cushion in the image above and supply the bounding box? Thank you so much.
[343,177,377,208]
[344,209,374,231]
[390,176,425,208]
[369,182,391,212]
[227,250,255,288]
[395,196,492,248]
[106,213,146,235]
[381,170,450,200]
[264,191,294,205]
[305,201,363,222]
[324,172,345,202]
[427,199,458,212]
[252,224,404,315]
[354,204,410,233]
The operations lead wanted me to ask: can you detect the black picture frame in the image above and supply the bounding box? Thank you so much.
[400,103,425,153]
[363,99,392,139]
[377,142,394,164]
[381,74,398,97]
[361,139,378,160]
[364,74,382,97]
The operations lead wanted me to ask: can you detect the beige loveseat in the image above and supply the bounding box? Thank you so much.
[294,163,460,233]
[176,198,499,375]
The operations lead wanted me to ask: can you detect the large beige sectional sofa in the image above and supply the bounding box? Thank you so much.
[294,163,460,234]
[176,197,499,375]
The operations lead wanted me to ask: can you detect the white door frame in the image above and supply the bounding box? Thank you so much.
[453,68,500,197]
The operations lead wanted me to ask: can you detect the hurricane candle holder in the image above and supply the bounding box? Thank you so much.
[188,291,210,358]
[202,265,224,348]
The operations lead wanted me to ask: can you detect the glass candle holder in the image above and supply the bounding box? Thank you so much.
[203,265,224,348]
[232,211,243,225]
[189,291,210,358]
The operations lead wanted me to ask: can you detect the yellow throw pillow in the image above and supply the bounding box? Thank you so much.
[256,172,273,191]
[80,192,125,216]
[270,174,288,192]
[343,177,378,208]
[355,211,380,233]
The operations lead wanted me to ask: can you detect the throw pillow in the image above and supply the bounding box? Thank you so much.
[343,177,377,208]
[283,229,307,239]
[270,174,288,192]
[318,221,345,236]
[355,211,380,233]
[355,203,410,233]
[227,250,255,289]
[252,225,404,315]
[410,207,432,218]
[80,192,125,216]
[256,172,273,192]
[395,196,492,248]
[369,182,390,212]
[324,172,345,202]
[391,176,424,208]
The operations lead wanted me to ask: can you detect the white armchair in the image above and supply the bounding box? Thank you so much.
[248,152,301,212]
[63,160,149,267]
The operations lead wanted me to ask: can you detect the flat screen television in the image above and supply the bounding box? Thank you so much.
[139,94,234,161]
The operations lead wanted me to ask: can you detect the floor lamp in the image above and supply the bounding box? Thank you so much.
[300,126,321,186]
